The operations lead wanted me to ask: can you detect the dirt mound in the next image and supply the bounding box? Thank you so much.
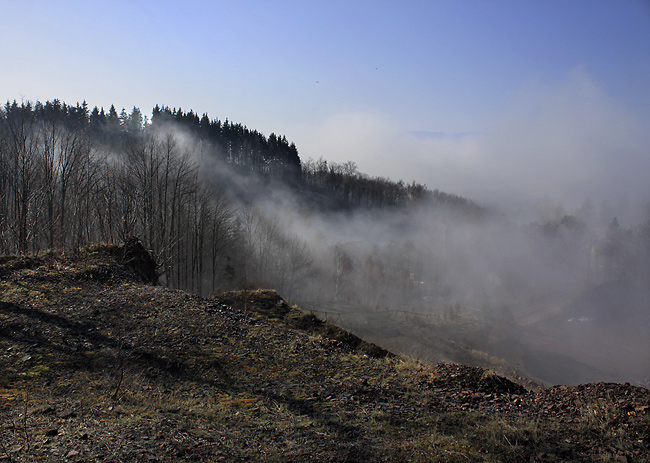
[116,237,158,284]
[432,363,527,395]
[0,239,157,285]
[218,289,393,358]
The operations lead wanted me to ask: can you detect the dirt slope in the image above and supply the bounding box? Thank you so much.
[1,245,648,462]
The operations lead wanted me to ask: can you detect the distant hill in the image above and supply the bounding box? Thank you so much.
[1,244,648,462]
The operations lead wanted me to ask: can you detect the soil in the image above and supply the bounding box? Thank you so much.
[1,245,648,462]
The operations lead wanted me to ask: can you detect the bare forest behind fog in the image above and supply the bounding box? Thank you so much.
[1,99,649,386]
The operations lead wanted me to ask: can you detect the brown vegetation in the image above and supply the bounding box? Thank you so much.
[1,245,648,462]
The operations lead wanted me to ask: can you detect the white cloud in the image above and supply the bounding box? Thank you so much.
[292,69,650,221]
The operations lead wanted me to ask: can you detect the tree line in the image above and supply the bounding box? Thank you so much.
[6,98,641,312]
[0,99,231,295]
[0,98,481,298]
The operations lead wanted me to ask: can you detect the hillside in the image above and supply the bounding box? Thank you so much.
[1,244,649,462]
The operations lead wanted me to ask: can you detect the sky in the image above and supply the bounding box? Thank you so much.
[2,0,650,219]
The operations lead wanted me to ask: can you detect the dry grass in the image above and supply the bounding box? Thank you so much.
[0,245,648,462]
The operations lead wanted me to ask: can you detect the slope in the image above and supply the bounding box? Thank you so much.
[1,245,648,462]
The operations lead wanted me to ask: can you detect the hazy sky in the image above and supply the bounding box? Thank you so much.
[2,0,650,215]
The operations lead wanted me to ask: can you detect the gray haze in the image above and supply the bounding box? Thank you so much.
[293,69,650,226]
[164,114,649,387]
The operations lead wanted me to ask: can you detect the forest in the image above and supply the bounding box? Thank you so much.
[0,99,485,297]
[1,98,649,384]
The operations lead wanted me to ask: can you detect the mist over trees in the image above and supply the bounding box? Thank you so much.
[0,99,461,295]
[1,99,648,298]
[1,98,649,384]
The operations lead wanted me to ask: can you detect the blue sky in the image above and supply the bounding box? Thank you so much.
[2,0,650,217]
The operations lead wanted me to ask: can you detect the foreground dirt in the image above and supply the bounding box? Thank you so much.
[1,246,649,462]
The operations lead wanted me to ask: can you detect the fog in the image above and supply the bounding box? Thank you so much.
[289,195,648,388]
[292,69,650,225]
[155,94,649,388]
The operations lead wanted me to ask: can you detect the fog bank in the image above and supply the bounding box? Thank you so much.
[291,69,650,224]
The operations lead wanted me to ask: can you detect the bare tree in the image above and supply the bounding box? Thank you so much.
[206,189,235,294]
[3,101,42,254]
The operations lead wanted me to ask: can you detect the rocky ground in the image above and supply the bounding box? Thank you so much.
[1,245,649,462]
